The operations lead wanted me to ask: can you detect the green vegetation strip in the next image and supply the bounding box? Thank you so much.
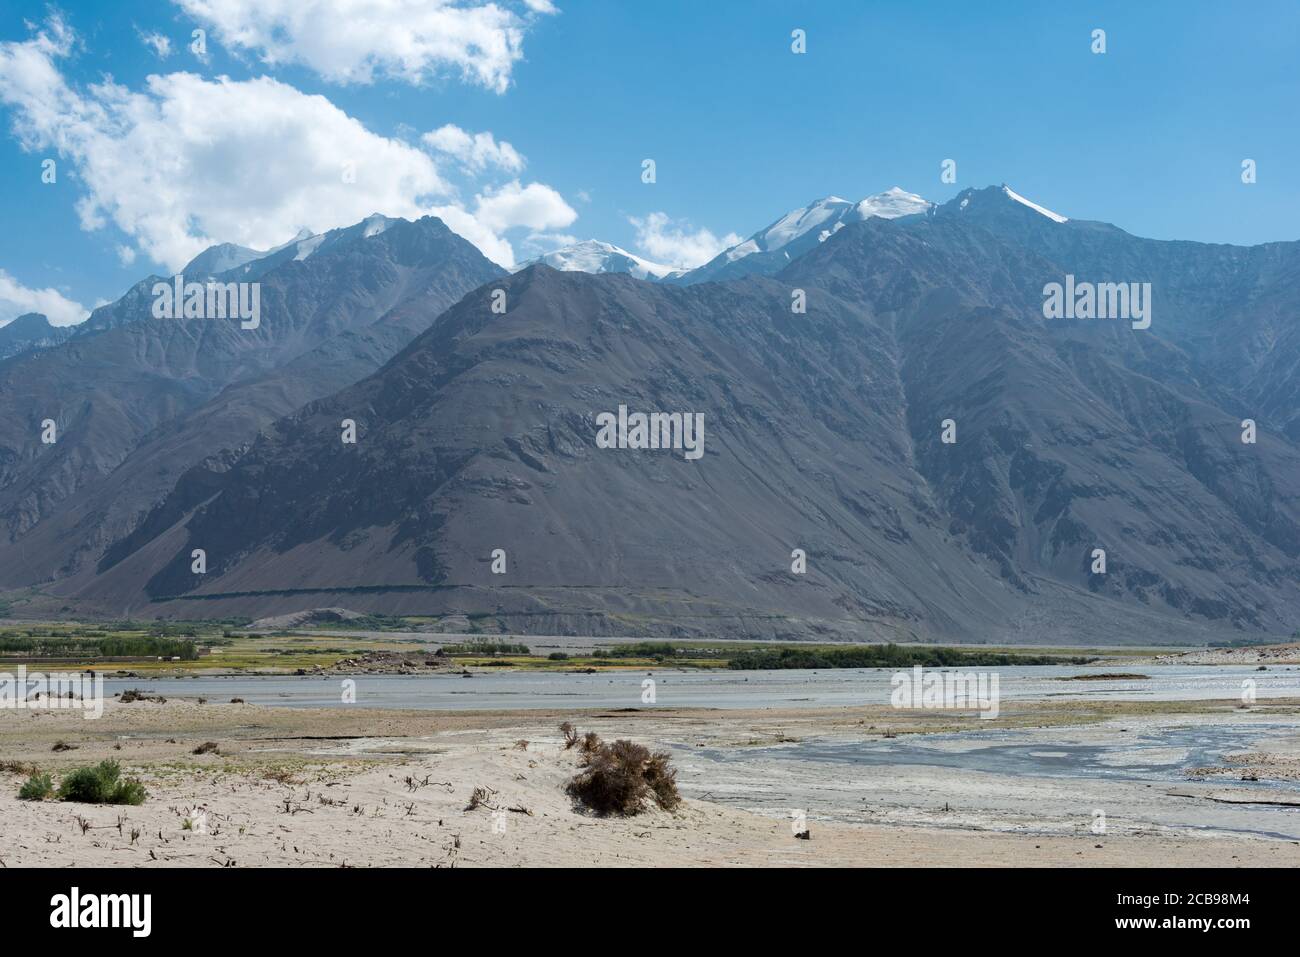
[0,633,200,659]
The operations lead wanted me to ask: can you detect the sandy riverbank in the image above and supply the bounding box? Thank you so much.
[1152,643,1300,666]
[2,695,1298,867]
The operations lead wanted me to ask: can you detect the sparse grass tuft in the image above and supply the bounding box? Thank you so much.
[262,766,304,785]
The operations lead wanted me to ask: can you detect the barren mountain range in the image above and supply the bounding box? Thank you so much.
[2,186,1296,644]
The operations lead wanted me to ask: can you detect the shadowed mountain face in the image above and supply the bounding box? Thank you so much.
[81,194,1300,642]
[936,186,1300,442]
[0,313,74,360]
[0,216,504,587]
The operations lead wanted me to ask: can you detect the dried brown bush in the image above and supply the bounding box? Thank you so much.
[565,734,680,816]
[119,689,165,704]
[559,721,579,749]
[642,749,681,812]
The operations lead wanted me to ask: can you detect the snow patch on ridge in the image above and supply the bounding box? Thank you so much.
[1001,185,1068,223]
[292,234,327,260]
[759,197,854,254]
[362,213,395,238]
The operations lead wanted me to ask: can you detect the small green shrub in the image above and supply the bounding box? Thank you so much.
[18,772,54,801]
[56,760,147,805]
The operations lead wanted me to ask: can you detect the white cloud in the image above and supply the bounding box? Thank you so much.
[0,19,576,270]
[473,180,576,233]
[628,212,741,269]
[175,0,552,93]
[0,268,88,326]
[423,124,524,174]
[429,181,575,266]
[139,31,173,58]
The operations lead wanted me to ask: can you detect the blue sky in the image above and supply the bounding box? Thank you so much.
[1,0,1298,324]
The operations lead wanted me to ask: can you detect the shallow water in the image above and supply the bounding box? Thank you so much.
[100,663,1300,711]
[678,721,1300,841]
[697,722,1299,788]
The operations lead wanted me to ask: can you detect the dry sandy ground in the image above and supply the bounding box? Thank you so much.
[1,698,1298,867]
[1154,643,1300,666]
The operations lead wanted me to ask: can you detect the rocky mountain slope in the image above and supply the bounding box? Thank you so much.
[0,216,504,587]
[75,189,1300,642]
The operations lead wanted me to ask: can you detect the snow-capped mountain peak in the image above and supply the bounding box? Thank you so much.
[743,196,856,259]
[855,186,933,220]
[682,186,932,283]
[762,187,931,249]
[517,240,677,280]
[181,241,265,277]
